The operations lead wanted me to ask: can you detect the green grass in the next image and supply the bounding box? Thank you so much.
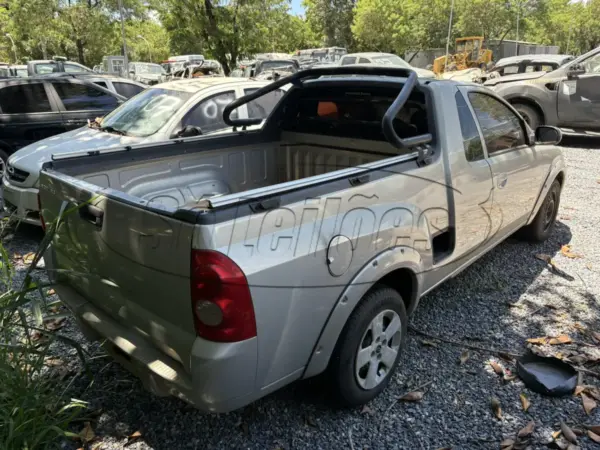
[0,210,88,450]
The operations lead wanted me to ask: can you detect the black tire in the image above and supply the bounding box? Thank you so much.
[518,180,561,242]
[328,286,408,407]
[512,103,542,130]
[0,148,9,182]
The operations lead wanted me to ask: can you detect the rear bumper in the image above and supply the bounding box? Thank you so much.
[2,178,41,226]
[49,261,258,413]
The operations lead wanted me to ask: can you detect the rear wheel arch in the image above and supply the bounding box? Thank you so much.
[302,255,422,380]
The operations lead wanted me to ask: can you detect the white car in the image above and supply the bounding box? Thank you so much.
[3,78,286,226]
[340,52,436,78]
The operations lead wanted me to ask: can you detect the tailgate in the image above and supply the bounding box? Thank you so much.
[39,170,197,368]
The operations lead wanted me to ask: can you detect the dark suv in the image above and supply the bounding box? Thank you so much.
[0,77,125,176]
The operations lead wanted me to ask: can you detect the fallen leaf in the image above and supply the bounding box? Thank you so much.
[79,422,95,443]
[500,438,514,449]
[561,421,578,444]
[535,253,552,263]
[399,391,424,402]
[552,430,562,439]
[51,365,73,380]
[518,420,535,438]
[489,360,504,376]
[45,318,66,331]
[305,415,317,427]
[589,425,600,435]
[23,252,35,264]
[91,443,104,450]
[561,245,582,259]
[569,354,588,365]
[582,393,597,415]
[589,430,600,443]
[360,405,374,415]
[498,352,514,362]
[587,262,593,271]
[559,215,571,220]
[422,339,438,347]
[564,206,576,210]
[126,431,142,444]
[491,397,502,419]
[46,288,56,295]
[548,335,572,345]
[592,332,600,343]
[45,357,64,367]
[575,386,586,396]
[520,393,531,412]
[503,373,517,382]
[527,337,548,345]
[13,253,22,259]
[459,350,469,365]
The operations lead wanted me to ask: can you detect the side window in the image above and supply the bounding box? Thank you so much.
[113,82,144,98]
[525,65,536,73]
[0,84,52,114]
[540,64,554,72]
[582,52,600,74]
[243,88,285,120]
[468,92,525,155]
[182,90,236,133]
[503,65,519,75]
[65,63,88,73]
[53,82,118,111]
[93,81,108,89]
[341,57,356,66]
[455,91,484,161]
[358,57,371,64]
[34,63,56,74]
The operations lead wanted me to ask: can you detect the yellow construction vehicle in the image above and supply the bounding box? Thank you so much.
[433,36,493,76]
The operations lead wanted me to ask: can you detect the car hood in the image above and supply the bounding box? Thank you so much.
[413,67,436,78]
[7,127,147,187]
[138,73,162,80]
[484,71,547,87]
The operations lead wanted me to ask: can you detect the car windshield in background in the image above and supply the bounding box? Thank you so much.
[261,61,297,72]
[137,63,164,74]
[371,55,411,68]
[100,88,192,137]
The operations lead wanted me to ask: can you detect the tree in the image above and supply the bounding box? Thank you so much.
[158,0,301,74]
[304,0,355,47]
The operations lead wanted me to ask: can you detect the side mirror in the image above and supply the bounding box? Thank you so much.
[567,63,585,79]
[172,125,203,139]
[535,125,562,145]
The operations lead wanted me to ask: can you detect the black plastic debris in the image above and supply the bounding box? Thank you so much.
[517,354,578,397]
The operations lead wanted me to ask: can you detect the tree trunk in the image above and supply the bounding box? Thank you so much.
[203,0,231,74]
[76,39,85,65]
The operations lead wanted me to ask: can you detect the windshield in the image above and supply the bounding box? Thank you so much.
[260,61,297,72]
[136,63,164,74]
[371,55,411,68]
[100,88,192,137]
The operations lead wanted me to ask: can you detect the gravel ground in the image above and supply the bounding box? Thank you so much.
[2,140,600,450]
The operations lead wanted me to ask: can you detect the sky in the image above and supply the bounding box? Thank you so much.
[290,0,305,15]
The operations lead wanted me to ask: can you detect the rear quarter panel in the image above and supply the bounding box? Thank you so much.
[194,154,449,389]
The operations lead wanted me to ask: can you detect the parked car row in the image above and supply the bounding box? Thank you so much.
[2,77,284,225]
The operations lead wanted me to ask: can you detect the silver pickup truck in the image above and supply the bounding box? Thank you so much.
[39,66,566,413]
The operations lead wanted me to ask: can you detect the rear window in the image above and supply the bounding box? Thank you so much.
[0,83,52,114]
[113,82,144,98]
[281,85,430,141]
[53,82,118,111]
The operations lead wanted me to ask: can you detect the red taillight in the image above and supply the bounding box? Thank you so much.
[190,250,256,342]
[37,194,46,231]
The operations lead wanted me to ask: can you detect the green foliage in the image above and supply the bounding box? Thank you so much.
[304,0,355,47]
[0,216,87,449]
